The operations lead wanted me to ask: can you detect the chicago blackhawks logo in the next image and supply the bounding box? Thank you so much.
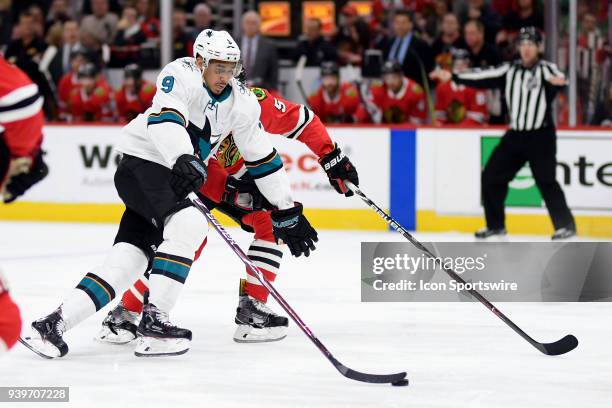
[250,87,267,101]
[216,134,242,168]
[447,99,466,123]
[383,106,407,124]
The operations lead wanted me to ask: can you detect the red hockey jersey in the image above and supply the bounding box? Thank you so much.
[58,72,80,111]
[357,77,427,124]
[0,56,44,157]
[307,82,361,123]
[67,78,112,122]
[202,87,335,202]
[114,80,156,122]
[434,81,487,125]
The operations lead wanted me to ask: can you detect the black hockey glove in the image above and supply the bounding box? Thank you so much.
[170,154,207,199]
[3,150,49,203]
[222,175,273,212]
[319,144,359,197]
[271,202,318,257]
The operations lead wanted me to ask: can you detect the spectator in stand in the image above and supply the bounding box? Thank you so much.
[431,13,467,69]
[68,62,111,122]
[464,19,501,68]
[295,18,336,67]
[577,12,605,124]
[80,0,119,48]
[307,61,361,123]
[172,8,193,59]
[433,48,487,125]
[136,0,159,39]
[191,3,216,39]
[501,0,543,32]
[111,6,147,67]
[0,0,11,46]
[54,21,84,80]
[335,5,370,66]
[39,23,65,86]
[240,11,278,91]
[377,10,434,87]
[356,60,427,124]
[497,0,543,61]
[464,19,505,124]
[58,50,90,117]
[4,12,47,66]
[456,0,502,45]
[46,0,72,32]
[114,63,155,122]
[4,11,58,119]
[27,4,46,39]
[423,0,450,39]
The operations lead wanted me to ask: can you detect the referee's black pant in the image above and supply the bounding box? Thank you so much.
[482,127,575,231]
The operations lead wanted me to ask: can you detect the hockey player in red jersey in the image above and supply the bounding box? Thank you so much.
[67,63,112,122]
[0,271,21,354]
[57,50,89,118]
[114,64,156,122]
[97,86,360,344]
[434,48,488,125]
[356,60,427,124]
[0,55,48,203]
[307,61,361,123]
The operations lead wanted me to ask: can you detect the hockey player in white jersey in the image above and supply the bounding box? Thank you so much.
[20,30,318,358]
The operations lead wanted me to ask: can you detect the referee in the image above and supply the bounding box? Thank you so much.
[431,27,576,240]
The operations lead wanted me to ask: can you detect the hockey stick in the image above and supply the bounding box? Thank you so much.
[295,55,311,108]
[188,193,408,384]
[345,182,578,356]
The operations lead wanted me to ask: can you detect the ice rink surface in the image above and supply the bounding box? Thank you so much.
[1,221,610,408]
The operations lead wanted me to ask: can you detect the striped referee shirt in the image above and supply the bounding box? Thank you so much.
[452,59,566,131]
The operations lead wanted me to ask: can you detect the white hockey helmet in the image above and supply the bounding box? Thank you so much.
[193,29,242,76]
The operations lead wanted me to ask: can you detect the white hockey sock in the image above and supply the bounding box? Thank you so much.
[61,242,149,331]
[147,207,208,313]
[148,253,193,312]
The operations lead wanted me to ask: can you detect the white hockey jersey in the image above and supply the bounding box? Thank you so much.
[116,57,293,209]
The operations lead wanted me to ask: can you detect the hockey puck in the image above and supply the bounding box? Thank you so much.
[391,379,409,387]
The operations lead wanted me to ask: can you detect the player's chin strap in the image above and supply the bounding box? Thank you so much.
[344,181,578,356]
[187,192,407,384]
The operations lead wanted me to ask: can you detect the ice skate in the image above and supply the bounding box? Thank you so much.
[134,303,191,357]
[96,302,140,344]
[20,309,68,359]
[233,281,288,343]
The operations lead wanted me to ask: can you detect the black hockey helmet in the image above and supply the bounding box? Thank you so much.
[69,48,89,62]
[382,60,402,75]
[518,26,542,45]
[124,63,142,81]
[320,60,339,77]
[77,62,97,78]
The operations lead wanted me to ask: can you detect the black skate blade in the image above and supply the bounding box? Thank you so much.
[535,334,578,356]
[134,348,190,358]
[18,337,55,359]
[333,359,407,384]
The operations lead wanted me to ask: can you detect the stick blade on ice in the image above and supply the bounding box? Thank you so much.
[535,334,579,356]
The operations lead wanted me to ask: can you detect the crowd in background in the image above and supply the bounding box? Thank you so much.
[0,0,610,126]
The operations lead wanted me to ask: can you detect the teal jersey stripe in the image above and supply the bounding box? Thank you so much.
[247,154,283,178]
[147,111,185,127]
[153,258,190,279]
[79,277,111,306]
[199,138,211,160]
